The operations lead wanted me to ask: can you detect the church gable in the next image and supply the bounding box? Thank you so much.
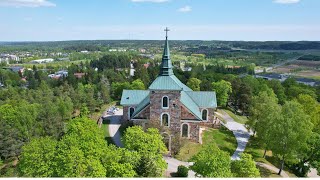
[181,105,198,120]
[132,105,150,120]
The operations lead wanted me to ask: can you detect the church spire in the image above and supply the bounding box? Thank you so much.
[159,27,173,76]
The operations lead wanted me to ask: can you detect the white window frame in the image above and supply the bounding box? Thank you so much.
[201,109,208,121]
[162,96,169,109]
[128,107,135,119]
[160,113,170,127]
[181,123,190,138]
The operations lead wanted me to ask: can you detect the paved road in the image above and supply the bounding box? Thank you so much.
[216,110,251,160]
[163,156,196,177]
[105,109,124,147]
[308,168,320,178]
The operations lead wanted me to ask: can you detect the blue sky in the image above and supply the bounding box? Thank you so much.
[0,0,319,41]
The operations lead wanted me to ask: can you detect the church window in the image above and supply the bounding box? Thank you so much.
[129,107,134,118]
[182,124,189,137]
[202,109,208,121]
[162,96,169,108]
[161,113,170,127]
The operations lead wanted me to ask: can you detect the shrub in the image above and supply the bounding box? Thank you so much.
[177,165,188,177]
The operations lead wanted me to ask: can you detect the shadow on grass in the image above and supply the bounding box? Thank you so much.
[257,165,281,178]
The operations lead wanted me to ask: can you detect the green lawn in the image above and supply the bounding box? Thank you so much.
[176,127,237,161]
[101,122,109,138]
[175,140,203,162]
[223,109,248,124]
[203,127,237,156]
[257,165,282,178]
[244,137,297,177]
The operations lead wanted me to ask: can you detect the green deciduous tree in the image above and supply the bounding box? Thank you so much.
[270,101,313,175]
[131,79,146,90]
[231,153,260,177]
[123,126,167,154]
[247,90,281,157]
[190,144,232,177]
[122,126,167,177]
[212,80,232,107]
[296,94,320,133]
[187,78,201,91]
[18,137,57,177]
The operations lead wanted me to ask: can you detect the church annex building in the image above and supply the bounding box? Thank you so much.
[120,28,220,153]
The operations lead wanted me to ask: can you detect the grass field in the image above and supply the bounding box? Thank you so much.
[176,126,237,161]
[223,108,248,124]
[244,137,297,177]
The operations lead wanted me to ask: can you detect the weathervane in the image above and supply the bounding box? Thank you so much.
[164,27,170,38]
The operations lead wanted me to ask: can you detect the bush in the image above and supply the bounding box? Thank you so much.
[177,165,188,177]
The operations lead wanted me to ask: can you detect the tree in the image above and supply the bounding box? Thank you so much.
[247,90,281,157]
[123,126,167,154]
[296,94,320,133]
[57,96,73,120]
[111,82,132,100]
[292,132,320,176]
[131,79,145,90]
[101,145,139,177]
[231,153,260,177]
[190,144,232,177]
[270,101,313,175]
[54,117,107,177]
[187,78,201,91]
[18,137,57,177]
[122,126,167,177]
[212,80,232,107]
[266,79,287,104]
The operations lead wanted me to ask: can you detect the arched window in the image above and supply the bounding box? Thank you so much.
[162,96,169,108]
[129,107,134,118]
[202,109,208,121]
[182,124,189,137]
[161,113,170,127]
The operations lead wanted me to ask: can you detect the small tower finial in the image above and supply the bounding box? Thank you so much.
[164,27,170,38]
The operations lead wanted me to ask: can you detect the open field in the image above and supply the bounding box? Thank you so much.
[175,127,237,161]
[271,60,320,79]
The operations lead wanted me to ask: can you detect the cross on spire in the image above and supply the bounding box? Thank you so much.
[164,27,170,38]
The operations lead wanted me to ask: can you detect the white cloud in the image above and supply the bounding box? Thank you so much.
[131,0,169,3]
[273,0,300,4]
[177,5,191,12]
[0,0,56,7]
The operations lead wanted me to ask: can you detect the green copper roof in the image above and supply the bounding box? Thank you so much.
[159,28,173,76]
[148,75,192,91]
[120,90,149,105]
[132,95,150,118]
[180,91,202,120]
[186,91,217,108]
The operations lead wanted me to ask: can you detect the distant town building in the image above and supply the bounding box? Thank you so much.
[30,58,54,64]
[255,73,288,82]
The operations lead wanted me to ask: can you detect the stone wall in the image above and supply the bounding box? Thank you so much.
[148,90,182,154]
[181,106,197,120]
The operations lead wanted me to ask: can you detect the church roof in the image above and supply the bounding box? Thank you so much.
[132,95,150,118]
[148,75,192,91]
[185,91,217,108]
[120,28,217,121]
[180,91,203,120]
[120,90,149,105]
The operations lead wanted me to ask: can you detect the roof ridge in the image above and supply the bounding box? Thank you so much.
[183,91,201,107]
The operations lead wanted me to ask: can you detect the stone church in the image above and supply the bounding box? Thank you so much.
[120,28,219,153]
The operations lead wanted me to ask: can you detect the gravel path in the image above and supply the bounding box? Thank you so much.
[256,162,289,177]
[216,110,251,160]
[105,109,124,147]
[163,156,196,177]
